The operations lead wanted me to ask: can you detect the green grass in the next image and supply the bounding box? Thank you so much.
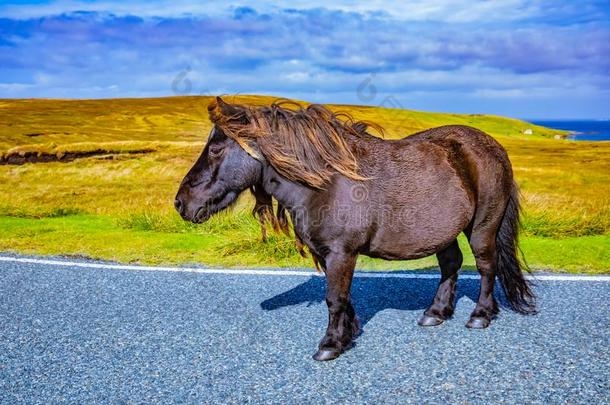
[0,214,608,274]
[0,95,608,273]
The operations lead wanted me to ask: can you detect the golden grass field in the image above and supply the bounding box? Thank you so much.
[0,96,608,273]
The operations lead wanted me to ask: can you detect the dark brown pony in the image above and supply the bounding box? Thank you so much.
[175,97,536,361]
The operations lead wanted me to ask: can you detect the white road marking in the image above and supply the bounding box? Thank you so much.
[0,256,608,281]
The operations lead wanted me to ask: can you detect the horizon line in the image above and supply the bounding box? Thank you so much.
[0,94,607,121]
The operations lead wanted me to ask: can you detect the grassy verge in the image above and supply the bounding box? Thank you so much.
[0,214,608,274]
[0,96,608,273]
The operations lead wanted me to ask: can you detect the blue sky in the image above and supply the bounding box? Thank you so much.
[0,1,609,118]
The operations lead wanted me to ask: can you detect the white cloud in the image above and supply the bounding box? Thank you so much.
[0,0,584,22]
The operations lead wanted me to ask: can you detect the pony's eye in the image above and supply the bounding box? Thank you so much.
[208,146,223,157]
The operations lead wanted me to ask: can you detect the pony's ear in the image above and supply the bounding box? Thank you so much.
[352,122,368,133]
[208,96,247,125]
[208,96,261,159]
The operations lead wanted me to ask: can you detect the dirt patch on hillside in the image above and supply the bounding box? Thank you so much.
[0,149,155,165]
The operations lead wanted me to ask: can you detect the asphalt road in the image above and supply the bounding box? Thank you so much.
[0,256,608,404]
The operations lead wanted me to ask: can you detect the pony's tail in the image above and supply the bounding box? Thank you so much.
[495,183,537,314]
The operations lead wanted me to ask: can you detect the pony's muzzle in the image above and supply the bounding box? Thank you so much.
[174,198,184,216]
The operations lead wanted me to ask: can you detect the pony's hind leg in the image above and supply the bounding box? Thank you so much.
[418,239,462,326]
[466,230,500,329]
[313,252,360,362]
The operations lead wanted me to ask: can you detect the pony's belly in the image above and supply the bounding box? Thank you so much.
[363,232,459,260]
[363,200,473,260]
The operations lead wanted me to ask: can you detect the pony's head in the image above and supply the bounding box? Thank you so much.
[174,98,263,223]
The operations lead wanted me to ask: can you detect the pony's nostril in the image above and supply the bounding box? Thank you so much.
[174,198,184,214]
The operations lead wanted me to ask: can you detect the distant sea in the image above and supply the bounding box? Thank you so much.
[529,120,610,141]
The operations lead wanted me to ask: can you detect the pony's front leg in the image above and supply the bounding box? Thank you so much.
[313,252,359,361]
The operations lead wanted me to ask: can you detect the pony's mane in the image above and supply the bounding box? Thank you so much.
[208,98,383,189]
[208,97,384,268]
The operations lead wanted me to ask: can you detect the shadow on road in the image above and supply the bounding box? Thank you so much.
[260,275,498,327]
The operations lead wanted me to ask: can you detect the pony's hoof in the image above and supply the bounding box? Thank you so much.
[312,349,341,361]
[466,317,490,329]
[418,314,444,327]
